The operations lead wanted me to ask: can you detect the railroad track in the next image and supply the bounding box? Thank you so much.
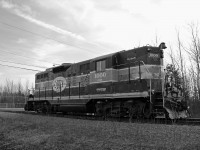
[0,108,199,126]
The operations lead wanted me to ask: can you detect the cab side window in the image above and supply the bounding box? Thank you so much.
[96,60,106,72]
[80,63,90,74]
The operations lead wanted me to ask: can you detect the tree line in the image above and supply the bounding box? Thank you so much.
[0,79,31,104]
[166,23,200,117]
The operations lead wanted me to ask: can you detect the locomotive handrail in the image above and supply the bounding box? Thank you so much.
[116,60,154,104]
[138,61,152,104]
[139,61,150,73]
[113,60,163,79]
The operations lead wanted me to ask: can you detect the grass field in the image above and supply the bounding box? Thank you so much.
[0,112,200,150]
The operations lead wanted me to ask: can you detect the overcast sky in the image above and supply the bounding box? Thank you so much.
[0,0,199,87]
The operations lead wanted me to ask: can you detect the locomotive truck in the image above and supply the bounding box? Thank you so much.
[25,43,189,119]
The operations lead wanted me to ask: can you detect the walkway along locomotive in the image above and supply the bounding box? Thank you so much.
[25,43,189,119]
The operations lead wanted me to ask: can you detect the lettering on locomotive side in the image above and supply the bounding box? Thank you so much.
[148,53,160,61]
[96,88,106,92]
[52,77,67,92]
[95,72,106,79]
[127,57,136,61]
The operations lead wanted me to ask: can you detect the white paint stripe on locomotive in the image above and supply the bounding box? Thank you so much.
[89,80,118,84]
[33,91,149,101]
[35,73,89,84]
[89,92,149,98]
[35,64,163,89]
[35,79,118,91]
[89,68,114,74]
[35,65,154,84]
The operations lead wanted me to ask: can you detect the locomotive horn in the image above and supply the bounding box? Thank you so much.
[159,42,167,49]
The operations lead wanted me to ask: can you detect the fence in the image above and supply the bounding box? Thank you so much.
[0,103,25,108]
[0,95,26,108]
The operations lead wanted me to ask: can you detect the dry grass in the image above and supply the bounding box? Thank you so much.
[0,112,200,150]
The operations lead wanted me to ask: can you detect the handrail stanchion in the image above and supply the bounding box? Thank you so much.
[52,87,53,100]
[79,82,80,98]
[69,83,71,99]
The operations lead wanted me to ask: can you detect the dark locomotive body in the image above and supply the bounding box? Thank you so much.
[25,43,189,119]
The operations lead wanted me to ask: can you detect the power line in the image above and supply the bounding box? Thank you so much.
[0,63,41,72]
[0,46,60,66]
[0,59,47,69]
[0,21,103,54]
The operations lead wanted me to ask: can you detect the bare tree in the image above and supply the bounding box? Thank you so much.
[188,58,198,101]
[17,79,23,96]
[176,30,187,98]
[152,32,160,46]
[186,23,200,100]
[24,79,30,96]
[168,44,179,68]
[4,79,14,95]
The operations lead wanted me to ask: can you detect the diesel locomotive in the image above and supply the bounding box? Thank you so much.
[25,43,189,119]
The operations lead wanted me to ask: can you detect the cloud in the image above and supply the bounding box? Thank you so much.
[93,0,122,11]
[31,40,66,59]
[16,38,27,44]
[17,12,85,41]
[0,0,12,8]
[0,0,85,41]
[150,0,164,4]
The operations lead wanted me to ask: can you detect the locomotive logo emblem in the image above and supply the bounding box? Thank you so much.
[52,77,67,93]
